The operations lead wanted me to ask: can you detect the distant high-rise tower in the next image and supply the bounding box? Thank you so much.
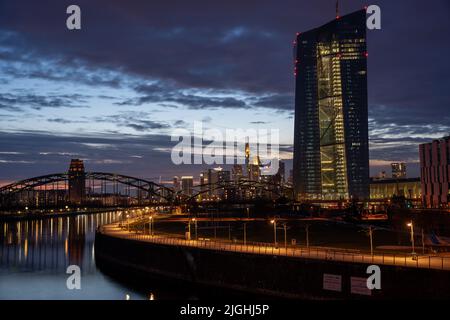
[68,159,85,205]
[391,163,407,179]
[293,9,369,201]
[245,140,251,177]
[181,176,194,196]
[232,164,243,182]
[173,176,181,192]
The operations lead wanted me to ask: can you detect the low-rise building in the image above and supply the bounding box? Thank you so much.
[419,136,450,208]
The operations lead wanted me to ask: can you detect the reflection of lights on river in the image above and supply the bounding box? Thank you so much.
[58,217,62,239]
[24,238,28,260]
[35,222,39,243]
[17,222,21,243]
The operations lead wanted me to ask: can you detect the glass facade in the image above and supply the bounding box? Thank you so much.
[293,10,369,201]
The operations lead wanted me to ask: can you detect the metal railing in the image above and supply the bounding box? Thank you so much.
[99,223,450,271]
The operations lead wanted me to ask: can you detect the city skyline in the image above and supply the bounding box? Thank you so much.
[1,1,450,304]
[1,0,450,185]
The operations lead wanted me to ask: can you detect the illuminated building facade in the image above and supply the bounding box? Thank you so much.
[68,159,85,205]
[391,162,407,179]
[370,177,421,201]
[293,9,369,201]
[173,176,180,192]
[181,176,194,196]
[419,136,450,208]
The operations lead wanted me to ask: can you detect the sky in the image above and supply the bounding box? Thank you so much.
[0,0,449,185]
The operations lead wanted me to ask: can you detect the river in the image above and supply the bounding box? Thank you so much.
[0,212,152,300]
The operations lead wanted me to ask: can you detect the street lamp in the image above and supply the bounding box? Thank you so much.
[270,219,277,246]
[187,221,191,240]
[282,223,287,249]
[368,226,374,256]
[149,215,153,236]
[192,218,197,240]
[421,228,425,254]
[305,224,310,248]
[243,222,247,246]
[407,221,416,255]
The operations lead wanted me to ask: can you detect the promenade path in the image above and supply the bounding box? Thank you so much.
[100,223,450,271]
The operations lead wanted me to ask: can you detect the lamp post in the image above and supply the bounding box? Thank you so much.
[305,224,310,248]
[270,219,277,246]
[407,221,416,255]
[368,226,374,256]
[243,222,247,246]
[192,218,197,240]
[188,221,191,240]
[283,223,287,249]
[421,228,425,254]
[149,215,153,236]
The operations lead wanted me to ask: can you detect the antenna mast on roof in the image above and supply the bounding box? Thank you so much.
[336,0,340,19]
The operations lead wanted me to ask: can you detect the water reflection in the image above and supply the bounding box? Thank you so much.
[0,212,119,272]
[0,211,244,300]
[0,211,147,300]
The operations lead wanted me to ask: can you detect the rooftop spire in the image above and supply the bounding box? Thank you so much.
[336,0,340,19]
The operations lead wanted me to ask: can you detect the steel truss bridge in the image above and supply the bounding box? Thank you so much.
[0,172,292,210]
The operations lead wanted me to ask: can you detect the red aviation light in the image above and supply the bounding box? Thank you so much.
[364,52,369,58]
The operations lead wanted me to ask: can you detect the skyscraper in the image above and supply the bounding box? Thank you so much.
[391,162,407,179]
[173,176,180,192]
[232,164,243,183]
[68,159,85,205]
[293,9,369,201]
[181,176,194,196]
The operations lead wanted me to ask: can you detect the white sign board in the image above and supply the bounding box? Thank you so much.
[351,277,372,296]
[323,274,342,292]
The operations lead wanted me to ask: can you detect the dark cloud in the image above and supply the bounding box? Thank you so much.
[0,0,449,180]
[173,120,188,128]
[47,118,88,124]
[0,104,21,112]
[0,130,181,182]
[250,121,269,125]
[126,121,169,131]
[116,82,251,110]
[0,92,89,111]
[91,112,171,132]
[252,94,294,111]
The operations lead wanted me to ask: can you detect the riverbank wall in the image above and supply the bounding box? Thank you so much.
[95,231,450,299]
